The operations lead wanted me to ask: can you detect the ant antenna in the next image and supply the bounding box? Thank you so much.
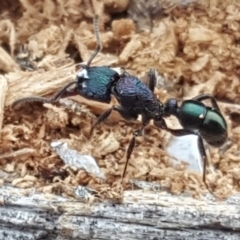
[11,81,77,109]
[86,15,102,67]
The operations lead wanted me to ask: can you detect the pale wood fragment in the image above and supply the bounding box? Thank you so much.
[0,148,35,160]
[5,63,75,106]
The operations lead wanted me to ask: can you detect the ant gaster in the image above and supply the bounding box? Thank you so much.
[12,16,228,195]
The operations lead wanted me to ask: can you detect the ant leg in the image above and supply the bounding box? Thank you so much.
[89,105,138,137]
[89,107,113,136]
[197,136,215,195]
[191,94,220,111]
[147,68,157,92]
[121,128,143,182]
[12,81,77,108]
[154,118,214,195]
[121,114,150,181]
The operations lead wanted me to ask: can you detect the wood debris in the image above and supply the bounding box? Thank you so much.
[0,0,239,200]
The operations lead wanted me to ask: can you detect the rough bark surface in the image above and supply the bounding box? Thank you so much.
[0,187,240,240]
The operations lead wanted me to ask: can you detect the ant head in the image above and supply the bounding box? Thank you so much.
[164,98,178,116]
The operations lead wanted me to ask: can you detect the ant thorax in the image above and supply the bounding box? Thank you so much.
[145,99,165,119]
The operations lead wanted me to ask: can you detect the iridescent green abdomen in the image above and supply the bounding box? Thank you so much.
[178,100,207,129]
[178,100,227,146]
[201,109,227,146]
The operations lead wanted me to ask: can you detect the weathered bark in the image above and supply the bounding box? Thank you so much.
[0,186,239,240]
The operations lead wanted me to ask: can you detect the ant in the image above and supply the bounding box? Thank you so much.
[12,16,228,195]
